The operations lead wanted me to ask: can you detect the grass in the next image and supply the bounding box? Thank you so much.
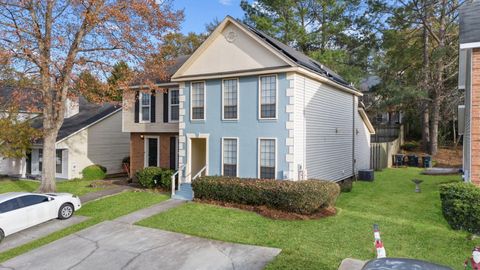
[137,168,480,270]
[0,191,169,262]
[0,178,104,196]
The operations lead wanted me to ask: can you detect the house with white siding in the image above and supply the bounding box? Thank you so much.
[2,97,130,180]
[166,16,375,199]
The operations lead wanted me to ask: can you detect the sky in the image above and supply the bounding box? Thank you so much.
[173,0,245,34]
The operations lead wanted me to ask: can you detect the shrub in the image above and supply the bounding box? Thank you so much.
[439,182,480,235]
[122,156,130,165]
[192,176,341,215]
[82,164,107,180]
[339,179,353,193]
[401,141,419,151]
[136,167,174,189]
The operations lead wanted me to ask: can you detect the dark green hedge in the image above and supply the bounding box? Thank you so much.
[82,164,107,180]
[192,176,340,215]
[136,167,174,189]
[439,182,480,235]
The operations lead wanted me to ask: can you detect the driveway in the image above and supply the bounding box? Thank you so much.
[0,220,281,270]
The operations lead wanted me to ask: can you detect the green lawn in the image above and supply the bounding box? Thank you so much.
[0,178,104,196]
[137,168,480,270]
[0,191,169,262]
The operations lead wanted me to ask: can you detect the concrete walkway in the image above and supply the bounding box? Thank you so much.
[0,199,281,270]
[79,185,134,203]
[0,216,89,253]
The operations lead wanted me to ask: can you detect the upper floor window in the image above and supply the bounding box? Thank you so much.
[222,79,238,120]
[169,89,179,122]
[259,75,277,119]
[222,138,238,177]
[191,82,205,120]
[140,92,151,122]
[259,138,276,179]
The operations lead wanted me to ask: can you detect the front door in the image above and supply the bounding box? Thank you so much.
[145,137,159,167]
[189,138,207,181]
[26,152,32,175]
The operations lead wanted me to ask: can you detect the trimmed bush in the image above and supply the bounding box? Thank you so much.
[339,179,353,193]
[192,176,340,215]
[439,182,480,235]
[82,164,107,180]
[136,167,174,189]
[401,141,419,151]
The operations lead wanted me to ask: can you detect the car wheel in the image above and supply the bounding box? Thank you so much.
[0,229,4,243]
[58,203,74,220]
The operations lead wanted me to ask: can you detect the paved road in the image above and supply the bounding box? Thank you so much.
[0,220,281,270]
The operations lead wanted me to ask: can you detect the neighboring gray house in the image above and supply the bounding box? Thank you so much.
[2,97,129,180]
[458,0,480,186]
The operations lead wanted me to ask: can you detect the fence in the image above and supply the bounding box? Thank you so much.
[370,125,404,170]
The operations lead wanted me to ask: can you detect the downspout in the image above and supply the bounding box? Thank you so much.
[352,95,356,178]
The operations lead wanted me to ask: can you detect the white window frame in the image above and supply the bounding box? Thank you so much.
[257,137,277,179]
[144,136,160,167]
[168,88,179,123]
[221,78,240,121]
[221,137,239,177]
[258,74,278,120]
[139,92,152,123]
[190,81,206,121]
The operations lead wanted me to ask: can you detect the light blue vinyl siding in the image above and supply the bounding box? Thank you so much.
[183,73,289,179]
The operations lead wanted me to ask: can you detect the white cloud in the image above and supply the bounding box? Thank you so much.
[219,0,233,6]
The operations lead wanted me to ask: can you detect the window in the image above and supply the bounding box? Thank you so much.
[191,82,205,120]
[259,75,277,119]
[56,150,62,174]
[18,195,48,207]
[259,139,276,179]
[140,92,151,122]
[0,198,21,213]
[222,79,238,120]
[169,89,179,122]
[222,138,238,177]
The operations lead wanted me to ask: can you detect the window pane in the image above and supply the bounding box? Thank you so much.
[141,93,151,106]
[170,105,179,121]
[223,139,237,177]
[170,89,179,105]
[56,150,62,174]
[260,139,275,179]
[18,195,48,207]
[191,82,205,119]
[260,76,276,118]
[223,79,238,119]
[141,107,150,121]
[0,198,21,213]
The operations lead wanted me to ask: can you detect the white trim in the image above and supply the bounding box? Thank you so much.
[221,137,239,177]
[186,133,210,183]
[460,42,480,49]
[257,137,277,179]
[358,108,376,134]
[296,68,362,96]
[56,108,122,144]
[258,74,279,120]
[190,81,206,121]
[139,92,152,123]
[172,67,297,82]
[168,88,180,123]
[144,136,160,168]
[221,78,240,121]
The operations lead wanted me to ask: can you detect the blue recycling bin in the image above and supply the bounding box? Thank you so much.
[407,155,419,167]
[394,154,405,167]
[422,156,432,168]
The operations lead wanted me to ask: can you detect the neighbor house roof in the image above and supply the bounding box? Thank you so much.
[0,86,43,113]
[236,18,352,89]
[32,97,121,143]
[460,0,480,48]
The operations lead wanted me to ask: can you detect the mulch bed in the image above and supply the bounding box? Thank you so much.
[194,198,337,220]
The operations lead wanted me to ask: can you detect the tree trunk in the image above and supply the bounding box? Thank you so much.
[39,129,57,192]
[422,106,430,152]
[429,96,440,155]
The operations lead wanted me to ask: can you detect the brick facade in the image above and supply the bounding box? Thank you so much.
[129,132,177,179]
[471,48,480,186]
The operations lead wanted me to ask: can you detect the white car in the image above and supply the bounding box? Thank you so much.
[0,192,82,242]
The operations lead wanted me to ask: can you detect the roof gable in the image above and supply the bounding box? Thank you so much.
[172,17,295,80]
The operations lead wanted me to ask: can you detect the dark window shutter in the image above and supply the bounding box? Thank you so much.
[163,92,169,123]
[134,91,139,123]
[150,90,156,123]
[169,137,176,169]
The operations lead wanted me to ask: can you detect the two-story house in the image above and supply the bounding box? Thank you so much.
[167,17,374,199]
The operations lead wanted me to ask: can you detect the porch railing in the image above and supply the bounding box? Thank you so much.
[171,164,186,197]
[192,165,207,181]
